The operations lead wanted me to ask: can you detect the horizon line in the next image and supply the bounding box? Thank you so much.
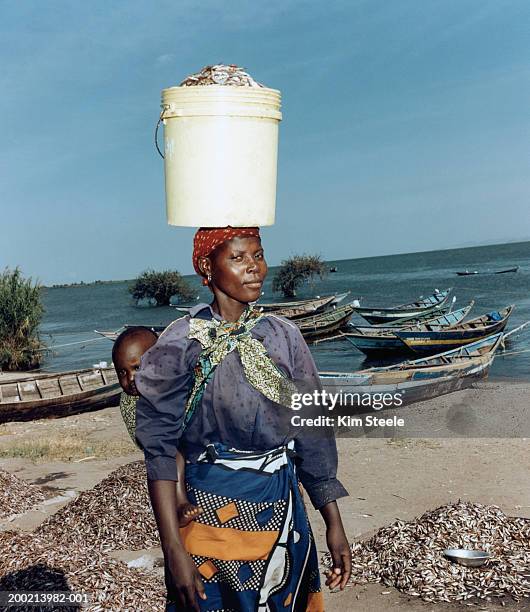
[40,237,530,287]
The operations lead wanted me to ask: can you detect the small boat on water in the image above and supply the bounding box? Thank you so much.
[456,266,519,276]
[341,302,474,355]
[294,304,355,341]
[0,367,120,424]
[319,333,502,411]
[353,289,452,325]
[395,305,514,354]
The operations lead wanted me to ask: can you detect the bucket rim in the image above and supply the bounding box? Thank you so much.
[162,84,281,96]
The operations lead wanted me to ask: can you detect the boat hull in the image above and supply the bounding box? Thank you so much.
[353,289,451,324]
[319,333,502,413]
[343,334,409,354]
[0,368,121,424]
[320,365,490,413]
[296,305,355,341]
[356,302,448,324]
[344,303,474,355]
[396,313,511,354]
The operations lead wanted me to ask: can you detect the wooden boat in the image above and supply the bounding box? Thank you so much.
[257,292,350,313]
[352,289,451,324]
[267,294,338,319]
[319,333,502,411]
[395,305,514,354]
[495,266,519,274]
[341,302,474,355]
[294,304,355,341]
[172,292,350,317]
[96,296,355,342]
[0,367,121,424]
[456,266,519,276]
[370,302,454,327]
[456,270,479,276]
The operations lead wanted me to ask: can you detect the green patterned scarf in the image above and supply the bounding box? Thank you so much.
[182,306,296,431]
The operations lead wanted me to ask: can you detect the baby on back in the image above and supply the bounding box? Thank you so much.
[112,326,201,527]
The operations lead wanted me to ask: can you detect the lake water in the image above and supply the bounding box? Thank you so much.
[40,241,530,380]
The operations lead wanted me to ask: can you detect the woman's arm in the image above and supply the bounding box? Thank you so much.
[147,480,206,611]
[319,501,352,590]
[283,321,349,509]
[280,320,352,589]
[135,321,194,481]
[134,320,206,609]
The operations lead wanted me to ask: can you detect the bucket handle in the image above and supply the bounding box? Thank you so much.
[154,110,165,159]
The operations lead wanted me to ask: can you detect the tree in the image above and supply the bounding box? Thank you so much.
[129,269,195,306]
[0,268,45,371]
[272,255,327,298]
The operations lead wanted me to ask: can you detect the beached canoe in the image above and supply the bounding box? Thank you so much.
[294,304,355,341]
[265,294,338,319]
[395,305,514,354]
[171,293,350,319]
[256,292,350,312]
[319,333,502,411]
[96,300,356,343]
[172,292,350,315]
[352,289,451,325]
[369,302,454,328]
[0,367,121,424]
[341,302,475,355]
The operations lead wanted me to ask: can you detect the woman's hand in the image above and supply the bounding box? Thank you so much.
[165,545,207,611]
[146,480,207,610]
[324,522,351,590]
[319,501,352,591]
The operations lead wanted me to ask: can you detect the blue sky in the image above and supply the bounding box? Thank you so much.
[1,0,528,285]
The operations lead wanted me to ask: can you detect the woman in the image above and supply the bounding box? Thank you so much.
[135,227,351,611]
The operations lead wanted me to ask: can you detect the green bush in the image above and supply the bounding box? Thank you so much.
[272,255,327,298]
[129,269,195,306]
[0,268,45,371]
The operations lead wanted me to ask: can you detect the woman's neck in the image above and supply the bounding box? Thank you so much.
[210,293,248,322]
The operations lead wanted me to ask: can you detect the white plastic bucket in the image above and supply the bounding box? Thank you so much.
[160,85,282,227]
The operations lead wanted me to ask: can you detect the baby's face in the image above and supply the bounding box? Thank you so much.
[114,337,153,396]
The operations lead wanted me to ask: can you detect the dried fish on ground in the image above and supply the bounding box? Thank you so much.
[0,530,165,611]
[322,501,530,604]
[0,469,44,519]
[36,461,158,552]
[180,63,264,87]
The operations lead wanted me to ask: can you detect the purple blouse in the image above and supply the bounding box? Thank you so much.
[135,303,348,509]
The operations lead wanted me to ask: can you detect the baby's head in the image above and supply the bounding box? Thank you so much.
[112,327,158,396]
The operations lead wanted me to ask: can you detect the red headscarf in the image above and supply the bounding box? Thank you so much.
[192,226,261,280]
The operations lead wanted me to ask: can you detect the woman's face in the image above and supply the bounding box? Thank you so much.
[204,236,268,303]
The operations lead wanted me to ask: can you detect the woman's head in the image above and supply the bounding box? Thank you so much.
[192,227,268,304]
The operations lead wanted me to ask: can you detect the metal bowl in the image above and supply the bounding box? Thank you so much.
[443,548,490,567]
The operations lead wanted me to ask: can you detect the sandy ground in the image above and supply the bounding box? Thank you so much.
[0,380,529,611]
